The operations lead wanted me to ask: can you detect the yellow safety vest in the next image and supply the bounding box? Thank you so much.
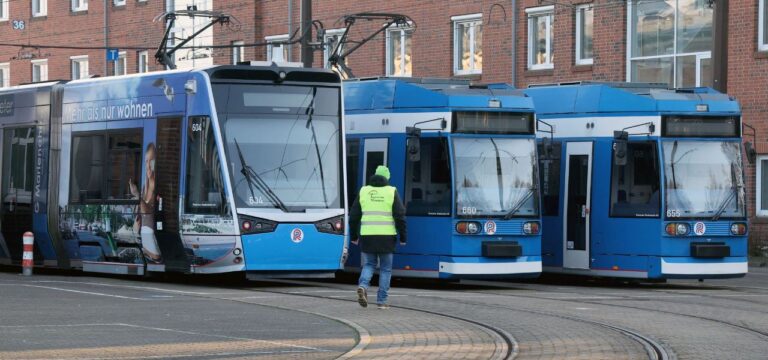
[359,185,397,236]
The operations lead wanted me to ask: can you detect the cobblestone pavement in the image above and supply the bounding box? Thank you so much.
[1,267,767,359]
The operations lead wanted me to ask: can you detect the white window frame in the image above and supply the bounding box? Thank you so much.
[114,51,127,76]
[760,0,768,52]
[0,63,9,88]
[71,0,88,12]
[266,34,290,63]
[232,41,245,64]
[70,55,89,80]
[757,155,768,217]
[32,0,47,17]
[626,1,713,87]
[575,4,593,65]
[452,13,483,75]
[113,0,125,6]
[526,6,555,70]
[385,24,413,77]
[0,0,8,21]
[31,59,48,82]
[138,51,149,73]
[323,28,346,69]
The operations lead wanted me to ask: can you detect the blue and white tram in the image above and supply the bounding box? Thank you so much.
[525,83,748,279]
[344,78,542,279]
[0,64,347,279]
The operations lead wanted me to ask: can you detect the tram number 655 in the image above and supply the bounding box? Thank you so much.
[666,209,681,218]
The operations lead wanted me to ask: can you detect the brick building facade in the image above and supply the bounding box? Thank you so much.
[0,0,766,256]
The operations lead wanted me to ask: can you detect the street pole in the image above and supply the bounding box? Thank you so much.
[300,0,313,68]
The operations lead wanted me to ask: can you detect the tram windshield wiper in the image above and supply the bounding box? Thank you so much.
[503,188,535,220]
[234,138,290,212]
[305,87,329,208]
[712,165,741,221]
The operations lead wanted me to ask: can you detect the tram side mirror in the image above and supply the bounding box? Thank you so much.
[613,131,629,166]
[406,136,421,162]
[744,141,756,164]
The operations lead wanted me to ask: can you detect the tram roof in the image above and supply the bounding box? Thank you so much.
[522,82,740,116]
[343,77,534,112]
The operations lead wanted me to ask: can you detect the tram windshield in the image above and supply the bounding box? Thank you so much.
[662,140,745,219]
[216,85,342,210]
[453,137,539,218]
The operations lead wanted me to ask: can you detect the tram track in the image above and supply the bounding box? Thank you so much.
[262,278,669,360]
[459,279,768,341]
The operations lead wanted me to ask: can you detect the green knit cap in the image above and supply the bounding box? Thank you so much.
[375,165,390,180]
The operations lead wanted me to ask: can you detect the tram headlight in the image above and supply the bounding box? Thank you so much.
[730,223,747,235]
[315,215,344,235]
[239,215,277,235]
[456,221,481,234]
[523,221,540,235]
[665,223,689,236]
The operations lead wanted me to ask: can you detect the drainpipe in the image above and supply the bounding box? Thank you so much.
[511,0,517,87]
[104,0,109,76]
[288,0,293,61]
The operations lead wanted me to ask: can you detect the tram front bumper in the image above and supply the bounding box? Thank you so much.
[438,256,541,279]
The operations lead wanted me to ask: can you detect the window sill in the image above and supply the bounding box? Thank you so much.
[750,216,768,224]
[30,15,48,21]
[754,51,768,60]
[453,71,482,77]
[71,10,88,15]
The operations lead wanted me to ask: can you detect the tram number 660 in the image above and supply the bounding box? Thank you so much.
[461,207,477,215]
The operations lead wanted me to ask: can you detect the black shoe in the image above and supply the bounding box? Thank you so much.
[357,287,368,308]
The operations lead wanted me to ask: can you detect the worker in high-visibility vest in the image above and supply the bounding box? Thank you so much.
[350,165,406,309]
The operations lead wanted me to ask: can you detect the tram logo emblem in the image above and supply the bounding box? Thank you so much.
[484,221,497,235]
[291,228,305,243]
[693,222,706,236]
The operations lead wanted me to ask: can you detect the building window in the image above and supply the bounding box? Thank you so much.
[760,0,768,52]
[114,0,125,6]
[0,0,8,21]
[71,0,88,12]
[0,63,9,88]
[266,34,290,62]
[32,0,47,17]
[323,29,346,69]
[31,60,48,82]
[452,14,482,75]
[114,52,127,76]
[137,51,149,73]
[231,41,244,64]
[386,25,412,77]
[71,56,89,80]
[629,0,713,88]
[757,155,768,216]
[526,6,554,70]
[575,5,593,65]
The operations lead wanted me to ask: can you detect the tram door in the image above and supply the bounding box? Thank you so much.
[153,117,189,272]
[0,127,37,262]
[563,142,592,269]
[362,138,388,185]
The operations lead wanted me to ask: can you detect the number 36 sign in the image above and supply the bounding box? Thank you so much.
[12,20,26,31]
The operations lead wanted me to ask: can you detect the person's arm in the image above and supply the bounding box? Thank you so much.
[392,190,407,244]
[349,195,362,244]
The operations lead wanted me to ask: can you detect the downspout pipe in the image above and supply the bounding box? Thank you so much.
[104,0,109,75]
[511,0,517,87]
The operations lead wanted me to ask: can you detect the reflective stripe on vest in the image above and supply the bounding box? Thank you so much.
[359,185,397,236]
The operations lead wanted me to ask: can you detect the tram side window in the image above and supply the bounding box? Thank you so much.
[2,127,36,206]
[405,137,451,216]
[346,138,360,194]
[70,135,106,203]
[107,132,142,200]
[537,142,561,216]
[610,141,660,217]
[185,116,226,215]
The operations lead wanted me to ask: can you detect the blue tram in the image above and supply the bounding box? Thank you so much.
[344,78,542,279]
[0,64,347,278]
[524,82,747,279]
